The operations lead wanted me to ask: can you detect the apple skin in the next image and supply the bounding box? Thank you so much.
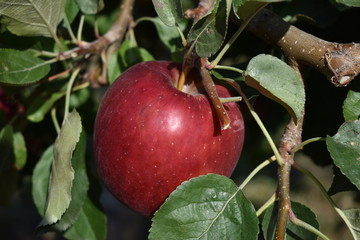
[93,61,245,217]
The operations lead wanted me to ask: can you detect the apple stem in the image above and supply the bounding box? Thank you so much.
[177,69,187,91]
[200,59,231,130]
[219,97,242,103]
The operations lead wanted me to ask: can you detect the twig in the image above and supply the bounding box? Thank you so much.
[244,8,360,86]
[59,0,135,61]
[275,63,305,240]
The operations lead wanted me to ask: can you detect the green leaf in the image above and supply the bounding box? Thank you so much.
[343,89,360,121]
[148,17,185,52]
[152,0,184,27]
[75,0,104,14]
[149,174,259,240]
[27,92,64,122]
[64,197,107,240]
[118,39,155,71]
[39,110,82,226]
[107,52,121,84]
[13,132,27,170]
[326,120,360,191]
[32,145,53,215]
[233,0,284,19]
[0,0,66,37]
[245,54,305,123]
[38,130,88,232]
[334,0,360,7]
[0,49,51,85]
[341,208,360,239]
[187,0,232,58]
[262,201,319,240]
[65,0,80,25]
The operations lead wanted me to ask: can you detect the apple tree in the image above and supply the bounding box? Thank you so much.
[0,0,359,239]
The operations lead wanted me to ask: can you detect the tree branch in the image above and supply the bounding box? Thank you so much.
[275,63,304,240]
[245,8,360,86]
[60,0,134,60]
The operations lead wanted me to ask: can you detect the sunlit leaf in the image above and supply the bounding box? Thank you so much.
[343,89,360,121]
[187,0,231,58]
[0,49,50,85]
[75,0,104,14]
[245,54,305,123]
[326,120,360,191]
[262,201,319,240]
[64,197,107,240]
[149,174,259,240]
[341,208,360,239]
[0,0,66,37]
[51,130,88,231]
[152,0,183,27]
[334,0,360,7]
[39,110,82,226]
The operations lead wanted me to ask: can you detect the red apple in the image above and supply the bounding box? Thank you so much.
[93,61,244,216]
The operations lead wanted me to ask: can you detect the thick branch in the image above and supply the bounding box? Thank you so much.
[246,8,360,86]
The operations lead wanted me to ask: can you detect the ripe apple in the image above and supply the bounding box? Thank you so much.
[93,61,245,216]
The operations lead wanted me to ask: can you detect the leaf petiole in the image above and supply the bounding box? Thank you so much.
[289,209,330,240]
[64,68,80,121]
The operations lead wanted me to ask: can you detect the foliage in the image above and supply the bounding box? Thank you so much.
[0,0,359,239]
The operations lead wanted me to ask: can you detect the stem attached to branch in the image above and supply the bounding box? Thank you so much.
[200,59,231,130]
[275,63,305,240]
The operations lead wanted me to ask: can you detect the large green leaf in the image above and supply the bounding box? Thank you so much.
[245,54,305,123]
[75,0,104,15]
[39,110,82,226]
[326,120,360,191]
[334,0,360,7]
[47,130,88,231]
[32,145,53,215]
[0,49,51,85]
[152,0,184,27]
[187,0,232,58]
[149,174,259,240]
[0,0,66,37]
[262,201,319,240]
[341,208,360,239]
[343,89,360,121]
[64,197,107,240]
